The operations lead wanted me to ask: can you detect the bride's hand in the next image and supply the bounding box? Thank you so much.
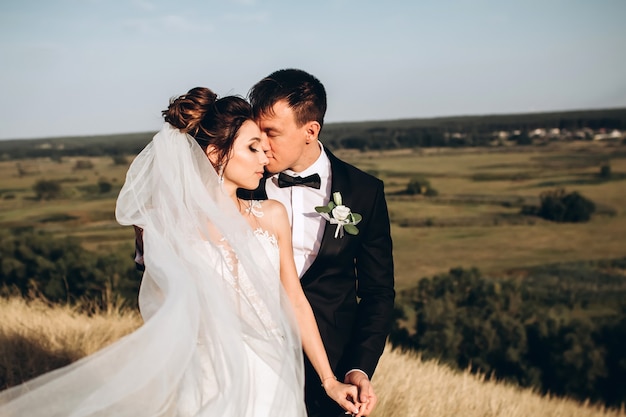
[322,378,361,415]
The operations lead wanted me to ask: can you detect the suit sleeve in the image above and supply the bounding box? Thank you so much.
[339,179,395,378]
[133,225,145,271]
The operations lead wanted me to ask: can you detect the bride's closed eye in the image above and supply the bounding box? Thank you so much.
[249,145,260,153]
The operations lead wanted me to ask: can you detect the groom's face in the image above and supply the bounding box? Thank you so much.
[257,100,310,174]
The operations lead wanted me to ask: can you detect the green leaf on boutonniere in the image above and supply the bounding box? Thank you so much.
[344,223,359,235]
[315,201,336,213]
[350,213,362,224]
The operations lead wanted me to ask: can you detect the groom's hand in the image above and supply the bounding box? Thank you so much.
[344,371,377,416]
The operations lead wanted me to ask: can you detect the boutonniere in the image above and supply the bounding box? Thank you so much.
[315,192,362,238]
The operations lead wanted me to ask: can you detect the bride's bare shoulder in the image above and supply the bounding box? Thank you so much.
[260,199,288,218]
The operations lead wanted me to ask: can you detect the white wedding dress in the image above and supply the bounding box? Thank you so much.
[0,124,306,417]
[177,226,295,417]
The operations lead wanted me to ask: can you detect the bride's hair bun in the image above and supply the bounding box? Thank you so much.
[162,87,218,135]
[162,87,253,170]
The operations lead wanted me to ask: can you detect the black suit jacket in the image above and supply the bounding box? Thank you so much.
[240,149,395,381]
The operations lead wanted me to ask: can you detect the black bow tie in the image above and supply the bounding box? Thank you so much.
[277,172,321,189]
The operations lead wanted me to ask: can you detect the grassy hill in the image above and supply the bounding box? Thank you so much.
[1,296,623,417]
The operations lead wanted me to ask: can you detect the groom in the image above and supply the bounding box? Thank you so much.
[243,69,395,417]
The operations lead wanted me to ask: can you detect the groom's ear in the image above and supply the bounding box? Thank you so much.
[304,121,321,144]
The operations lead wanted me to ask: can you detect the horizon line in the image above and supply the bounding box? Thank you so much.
[1,105,625,142]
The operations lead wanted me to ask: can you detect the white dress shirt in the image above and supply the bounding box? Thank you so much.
[266,142,332,278]
[267,144,370,380]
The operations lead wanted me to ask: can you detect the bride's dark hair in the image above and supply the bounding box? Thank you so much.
[162,87,253,168]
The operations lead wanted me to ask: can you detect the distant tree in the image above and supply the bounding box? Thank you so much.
[98,178,112,194]
[112,155,128,165]
[406,176,438,196]
[33,179,62,200]
[341,136,368,151]
[73,159,94,170]
[16,162,27,177]
[537,189,595,223]
[599,162,612,179]
[515,131,532,146]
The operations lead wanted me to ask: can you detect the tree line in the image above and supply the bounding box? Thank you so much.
[390,264,626,408]
[0,229,140,310]
[1,108,624,160]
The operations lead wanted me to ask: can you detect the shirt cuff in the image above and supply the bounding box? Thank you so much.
[344,369,369,380]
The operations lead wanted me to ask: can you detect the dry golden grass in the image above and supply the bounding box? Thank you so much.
[372,346,626,417]
[1,296,624,417]
[0,296,141,389]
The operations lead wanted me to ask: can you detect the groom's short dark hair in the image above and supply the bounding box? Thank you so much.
[248,68,327,129]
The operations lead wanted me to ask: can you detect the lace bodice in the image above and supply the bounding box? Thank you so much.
[200,201,283,341]
[253,227,279,271]
[214,200,278,276]
[248,200,278,271]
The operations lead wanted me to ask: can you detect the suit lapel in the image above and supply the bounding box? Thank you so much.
[303,149,351,279]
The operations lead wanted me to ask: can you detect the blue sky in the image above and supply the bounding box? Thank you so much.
[1,0,625,140]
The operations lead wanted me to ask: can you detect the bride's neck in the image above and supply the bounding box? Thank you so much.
[221,180,236,198]
[221,181,242,213]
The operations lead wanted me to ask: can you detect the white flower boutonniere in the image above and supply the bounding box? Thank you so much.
[315,192,362,238]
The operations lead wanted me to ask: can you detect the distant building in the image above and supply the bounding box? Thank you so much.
[529,128,546,137]
[491,131,509,140]
[593,129,623,141]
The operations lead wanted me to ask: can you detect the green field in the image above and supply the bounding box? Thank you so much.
[335,141,626,289]
[1,141,625,291]
[0,156,134,251]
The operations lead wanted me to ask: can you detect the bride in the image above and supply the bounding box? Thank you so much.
[0,88,360,416]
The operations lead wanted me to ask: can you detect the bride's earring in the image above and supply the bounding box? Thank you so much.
[218,164,224,185]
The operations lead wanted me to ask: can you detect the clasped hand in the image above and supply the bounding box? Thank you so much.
[323,373,376,417]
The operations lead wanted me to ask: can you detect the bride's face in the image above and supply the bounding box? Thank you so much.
[222,120,268,191]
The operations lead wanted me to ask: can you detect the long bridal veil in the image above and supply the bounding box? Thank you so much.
[0,123,305,416]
